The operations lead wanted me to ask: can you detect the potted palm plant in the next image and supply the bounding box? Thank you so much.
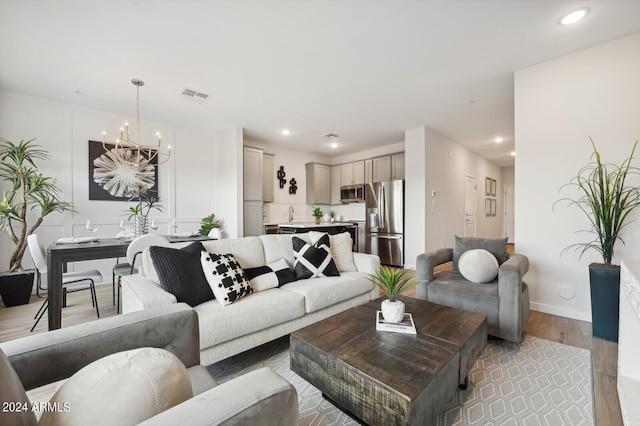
[555,138,640,342]
[0,138,72,306]
[368,266,416,323]
[312,207,323,224]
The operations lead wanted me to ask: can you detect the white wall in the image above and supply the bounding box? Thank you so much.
[0,91,232,276]
[515,32,640,321]
[502,167,514,186]
[405,126,503,269]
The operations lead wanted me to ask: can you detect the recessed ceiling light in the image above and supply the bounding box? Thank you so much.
[281,129,291,136]
[330,142,339,149]
[560,8,589,25]
[510,151,516,157]
[494,137,504,143]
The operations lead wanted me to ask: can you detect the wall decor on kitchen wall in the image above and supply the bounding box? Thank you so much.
[277,166,287,188]
[88,140,158,201]
[289,178,297,195]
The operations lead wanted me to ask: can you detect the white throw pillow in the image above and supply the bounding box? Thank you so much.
[458,249,499,284]
[39,348,192,426]
[308,231,357,272]
[200,252,253,305]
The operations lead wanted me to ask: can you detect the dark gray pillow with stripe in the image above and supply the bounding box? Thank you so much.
[244,258,297,291]
[149,242,214,307]
[292,234,340,279]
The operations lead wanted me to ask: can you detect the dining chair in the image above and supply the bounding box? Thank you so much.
[115,233,169,313]
[27,234,103,332]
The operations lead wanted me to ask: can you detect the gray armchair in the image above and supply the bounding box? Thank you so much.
[0,303,298,426]
[416,239,530,343]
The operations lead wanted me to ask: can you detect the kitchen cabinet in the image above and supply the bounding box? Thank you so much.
[365,159,373,183]
[262,153,274,203]
[372,153,405,182]
[391,153,405,180]
[243,200,263,237]
[331,165,341,205]
[306,162,331,205]
[340,161,365,185]
[243,147,263,201]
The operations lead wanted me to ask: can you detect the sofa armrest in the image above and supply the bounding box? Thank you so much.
[140,367,298,426]
[415,249,453,300]
[0,304,199,391]
[353,252,380,274]
[121,273,177,313]
[497,253,530,342]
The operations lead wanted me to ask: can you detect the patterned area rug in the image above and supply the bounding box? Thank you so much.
[207,335,593,426]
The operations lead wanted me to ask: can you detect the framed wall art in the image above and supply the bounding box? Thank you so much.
[485,177,491,196]
[88,140,158,201]
[485,198,491,216]
[490,178,497,197]
[490,198,497,216]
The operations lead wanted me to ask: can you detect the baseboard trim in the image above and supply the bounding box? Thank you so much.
[530,301,591,322]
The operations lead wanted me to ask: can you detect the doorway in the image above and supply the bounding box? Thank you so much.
[464,175,477,237]
[504,185,515,243]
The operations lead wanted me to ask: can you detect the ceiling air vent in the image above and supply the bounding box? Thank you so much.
[323,133,339,139]
[180,88,209,102]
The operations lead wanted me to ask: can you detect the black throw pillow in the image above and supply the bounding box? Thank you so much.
[149,242,214,307]
[292,234,340,279]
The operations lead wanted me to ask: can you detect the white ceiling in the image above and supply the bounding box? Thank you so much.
[2,1,640,167]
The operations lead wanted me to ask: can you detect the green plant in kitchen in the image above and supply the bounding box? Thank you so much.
[198,213,221,236]
[312,207,323,224]
[0,138,72,272]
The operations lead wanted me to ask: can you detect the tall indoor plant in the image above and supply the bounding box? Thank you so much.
[555,138,640,341]
[0,138,72,305]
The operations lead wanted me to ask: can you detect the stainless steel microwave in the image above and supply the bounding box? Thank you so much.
[340,184,365,203]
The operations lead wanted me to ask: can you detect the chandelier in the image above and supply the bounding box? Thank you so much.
[101,79,171,166]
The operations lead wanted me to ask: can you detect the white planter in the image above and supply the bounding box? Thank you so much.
[381,299,405,323]
[208,228,222,239]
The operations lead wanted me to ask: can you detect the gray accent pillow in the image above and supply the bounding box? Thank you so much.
[452,235,508,271]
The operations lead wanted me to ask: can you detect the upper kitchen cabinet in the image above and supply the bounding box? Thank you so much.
[331,165,341,205]
[262,153,274,203]
[340,161,365,186]
[365,159,373,183]
[372,153,405,182]
[306,162,331,205]
[243,146,263,201]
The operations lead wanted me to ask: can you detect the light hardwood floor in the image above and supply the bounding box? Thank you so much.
[0,278,622,425]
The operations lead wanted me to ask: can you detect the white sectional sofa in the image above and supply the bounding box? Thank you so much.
[121,233,380,365]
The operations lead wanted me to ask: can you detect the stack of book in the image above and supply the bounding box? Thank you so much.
[376,311,417,334]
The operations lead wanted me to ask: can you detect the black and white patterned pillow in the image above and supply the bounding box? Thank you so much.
[292,235,340,279]
[149,242,214,307]
[244,258,297,291]
[200,252,253,305]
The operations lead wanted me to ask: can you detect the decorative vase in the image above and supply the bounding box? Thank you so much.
[381,299,405,323]
[589,263,621,342]
[135,215,149,237]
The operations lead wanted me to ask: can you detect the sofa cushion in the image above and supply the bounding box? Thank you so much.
[0,348,37,426]
[201,237,265,268]
[280,272,374,313]
[39,348,192,426]
[244,258,297,291]
[458,249,499,283]
[259,233,311,268]
[194,289,306,348]
[292,235,339,279]
[150,242,214,307]
[200,253,253,305]
[309,231,357,272]
[452,235,508,271]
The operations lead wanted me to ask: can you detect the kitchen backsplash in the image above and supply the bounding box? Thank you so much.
[263,202,365,224]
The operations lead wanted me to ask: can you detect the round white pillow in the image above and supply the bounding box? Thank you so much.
[39,347,192,426]
[458,249,499,284]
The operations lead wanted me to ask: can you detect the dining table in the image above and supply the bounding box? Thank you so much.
[46,234,212,330]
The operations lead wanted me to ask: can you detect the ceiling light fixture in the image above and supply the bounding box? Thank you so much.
[281,129,291,136]
[330,142,339,149]
[510,151,516,157]
[494,136,504,143]
[560,8,589,25]
[101,79,171,166]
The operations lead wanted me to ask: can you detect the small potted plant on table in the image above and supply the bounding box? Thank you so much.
[369,266,416,323]
[199,213,222,239]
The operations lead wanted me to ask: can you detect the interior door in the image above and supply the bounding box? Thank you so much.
[464,175,477,237]
[504,185,515,243]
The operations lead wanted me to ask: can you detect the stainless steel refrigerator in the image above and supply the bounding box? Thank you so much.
[365,180,404,267]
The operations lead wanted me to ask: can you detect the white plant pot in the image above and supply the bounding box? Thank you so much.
[208,228,222,239]
[381,299,405,323]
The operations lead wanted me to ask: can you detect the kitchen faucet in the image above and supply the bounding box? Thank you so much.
[288,206,294,222]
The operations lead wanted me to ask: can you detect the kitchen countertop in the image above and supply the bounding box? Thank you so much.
[277,222,356,228]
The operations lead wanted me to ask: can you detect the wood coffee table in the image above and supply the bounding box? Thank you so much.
[290,296,487,425]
